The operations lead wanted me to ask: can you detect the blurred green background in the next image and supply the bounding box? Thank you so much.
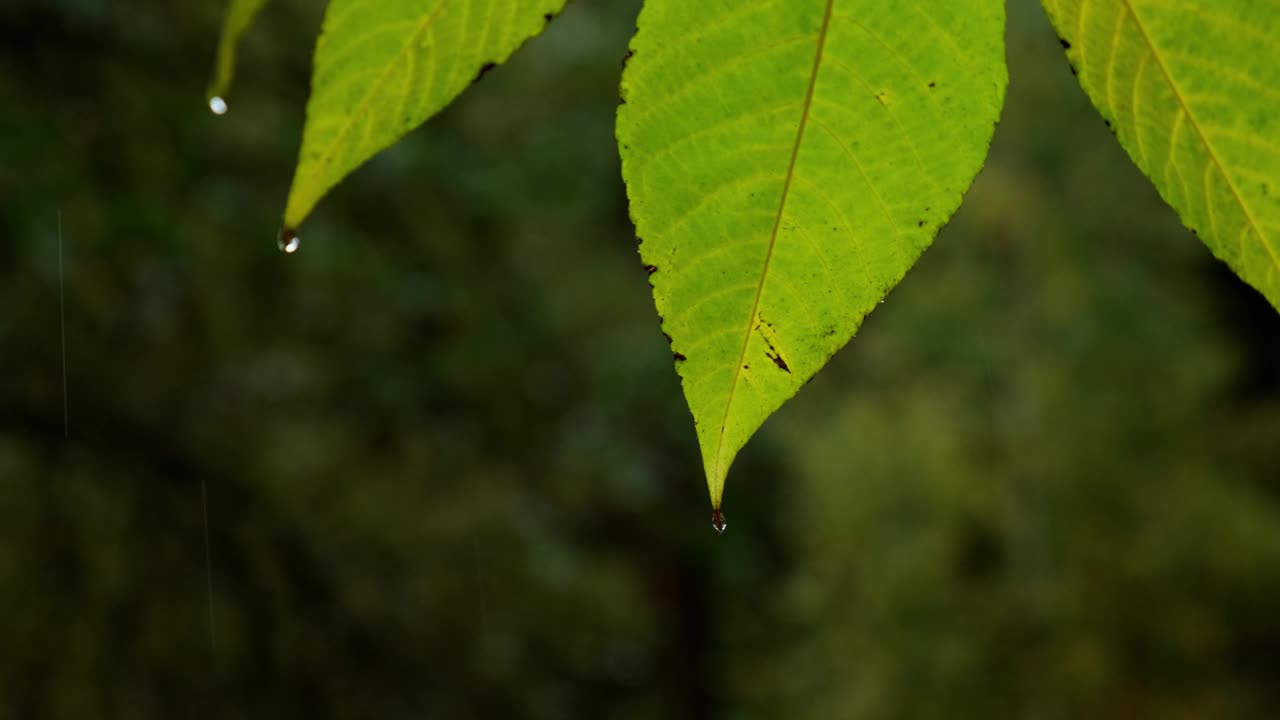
[2,1,1279,718]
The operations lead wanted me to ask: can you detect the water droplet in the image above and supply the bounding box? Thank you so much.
[208,96,228,115]
[711,509,727,534]
[278,227,300,254]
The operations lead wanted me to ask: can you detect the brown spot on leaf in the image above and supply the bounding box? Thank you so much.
[474,62,497,83]
[644,264,658,275]
[758,331,790,373]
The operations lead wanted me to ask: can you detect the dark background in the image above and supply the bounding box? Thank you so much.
[3,0,1279,718]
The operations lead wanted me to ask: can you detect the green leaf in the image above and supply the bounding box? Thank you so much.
[1043,0,1280,309]
[207,0,269,113]
[618,0,1006,507]
[284,0,567,229]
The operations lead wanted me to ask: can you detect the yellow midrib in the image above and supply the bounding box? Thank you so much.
[709,0,836,504]
[1120,0,1280,276]
[285,0,451,226]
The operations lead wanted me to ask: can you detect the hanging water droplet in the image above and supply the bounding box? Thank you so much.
[711,509,727,534]
[277,227,300,254]
[208,96,228,115]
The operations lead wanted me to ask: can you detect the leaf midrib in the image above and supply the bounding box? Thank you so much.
[709,0,836,502]
[286,0,450,226]
[1120,0,1280,276]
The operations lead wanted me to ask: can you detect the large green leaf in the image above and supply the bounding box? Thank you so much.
[283,0,567,230]
[207,0,269,114]
[1043,0,1280,309]
[618,0,1006,508]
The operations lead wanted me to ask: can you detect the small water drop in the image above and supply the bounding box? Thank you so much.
[711,509,727,534]
[208,96,228,115]
[278,227,300,254]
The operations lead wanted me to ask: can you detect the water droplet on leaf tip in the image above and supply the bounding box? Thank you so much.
[278,227,300,254]
[208,96,228,115]
[711,509,727,534]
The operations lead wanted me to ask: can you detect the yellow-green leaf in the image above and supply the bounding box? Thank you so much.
[207,0,269,113]
[618,0,1006,508]
[284,0,567,229]
[1044,0,1280,309]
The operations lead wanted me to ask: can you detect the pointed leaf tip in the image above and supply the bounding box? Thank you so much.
[283,0,569,229]
[618,0,1007,505]
[207,0,269,106]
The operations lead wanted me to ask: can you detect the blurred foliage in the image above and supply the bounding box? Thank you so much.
[1,1,1277,718]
